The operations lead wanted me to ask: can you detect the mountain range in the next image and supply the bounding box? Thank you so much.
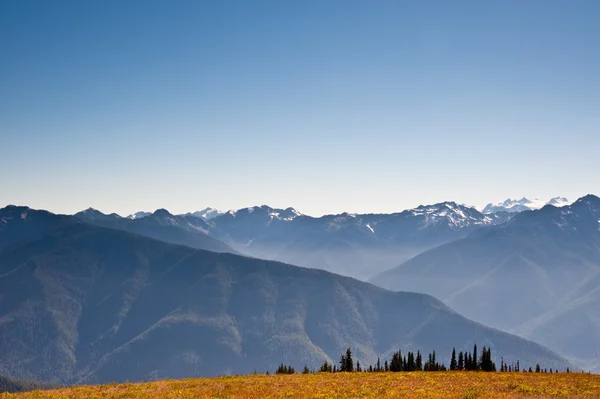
[482,197,570,214]
[0,210,570,383]
[371,195,600,372]
[74,202,514,280]
[87,198,565,280]
[74,208,237,255]
[204,202,514,280]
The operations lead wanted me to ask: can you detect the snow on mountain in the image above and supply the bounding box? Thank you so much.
[224,205,303,222]
[187,207,224,221]
[126,211,152,220]
[547,197,570,207]
[408,201,494,228]
[482,197,571,214]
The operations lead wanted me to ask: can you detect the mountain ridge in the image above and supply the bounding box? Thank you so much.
[73,207,237,254]
[482,197,570,214]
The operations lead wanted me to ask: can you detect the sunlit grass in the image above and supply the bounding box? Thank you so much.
[2,372,600,399]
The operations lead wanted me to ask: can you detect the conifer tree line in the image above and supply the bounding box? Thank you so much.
[274,344,568,375]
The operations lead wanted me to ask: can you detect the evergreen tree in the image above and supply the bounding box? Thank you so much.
[319,360,332,373]
[458,352,464,371]
[345,348,354,372]
[384,360,389,372]
[303,365,310,374]
[276,364,295,374]
[416,351,423,371]
[376,358,381,372]
[450,348,457,371]
[339,353,347,372]
[480,346,495,372]
[535,364,541,373]
[390,351,400,372]
[473,344,478,371]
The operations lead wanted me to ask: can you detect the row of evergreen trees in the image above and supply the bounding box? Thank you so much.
[275,345,564,375]
[449,345,495,371]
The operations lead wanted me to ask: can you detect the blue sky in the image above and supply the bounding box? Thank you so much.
[1,0,599,216]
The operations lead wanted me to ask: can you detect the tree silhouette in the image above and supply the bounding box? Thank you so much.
[450,348,457,371]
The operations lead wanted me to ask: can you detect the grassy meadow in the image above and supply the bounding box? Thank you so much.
[2,372,599,399]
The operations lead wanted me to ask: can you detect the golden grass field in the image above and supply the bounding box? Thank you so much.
[2,372,600,399]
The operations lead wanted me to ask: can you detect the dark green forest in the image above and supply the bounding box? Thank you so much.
[277,345,571,375]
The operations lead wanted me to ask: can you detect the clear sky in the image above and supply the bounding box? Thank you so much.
[1,0,599,217]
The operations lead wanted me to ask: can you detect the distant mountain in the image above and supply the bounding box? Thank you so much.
[126,211,152,220]
[74,208,122,221]
[75,208,236,254]
[547,197,571,207]
[482,197,570,214]
[0,223,569,383]
[206,202,512,280]
[0,205,78,250]
[371,195,600,371]
[185,207,225,221]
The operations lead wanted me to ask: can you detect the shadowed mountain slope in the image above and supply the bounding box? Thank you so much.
[75,208,236,254]
[0,206,78,250]
[0,223,569,383]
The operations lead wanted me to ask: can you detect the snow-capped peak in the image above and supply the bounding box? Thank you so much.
[482,197,571,214]
[188,207,224,221]
[547,197,570,208]
[408,202,490,228]
[223,205,303,221]
[126,211,152,220]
